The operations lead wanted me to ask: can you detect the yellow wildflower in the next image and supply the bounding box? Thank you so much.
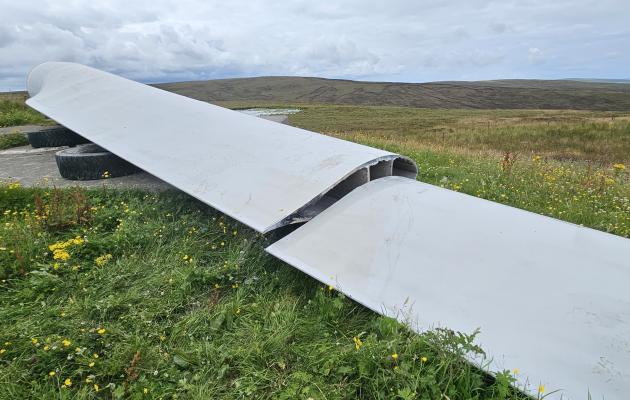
[64,378,72,387]
[421,356,428,363]
[89,362,95,367]
[97,328,106,335]
[49,371,56,377]
[327,284,334,292]
[7,181,21,190]
[143,388,149,394]
[75,347,81,353]
[391,353,398,361]
[31,338,38,345]
[95,253,113,267]
[613,163,626,172]
[538,384,545,393]
[352,336,363,350]
[94,384,99,392]
[512,368,519,375]
[0,349,5,354]
[52,249,70,261]
[43,345,50,351]
[93,353,99,358]
[62,339,71,347]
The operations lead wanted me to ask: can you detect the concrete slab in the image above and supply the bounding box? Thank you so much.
[0,145,172,191]
[0,124,56,135]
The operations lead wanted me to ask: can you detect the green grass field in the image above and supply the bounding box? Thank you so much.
[0,97,628,399]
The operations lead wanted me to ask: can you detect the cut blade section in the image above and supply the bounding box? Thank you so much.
[25,62,416,233]
[267,176,630,400]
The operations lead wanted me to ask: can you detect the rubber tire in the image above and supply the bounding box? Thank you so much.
[55,144,140,180]
[27,127,90,148]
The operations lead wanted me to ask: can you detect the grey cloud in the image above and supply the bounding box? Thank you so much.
[490,23,508,34]
[0,0,628,90]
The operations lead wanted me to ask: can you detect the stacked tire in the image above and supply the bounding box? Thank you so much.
[27,126,139,181]
[27,127,90,148]
[55,144,140,181]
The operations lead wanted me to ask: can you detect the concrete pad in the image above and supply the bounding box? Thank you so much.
[0,124,57,136]
[0,145,172,191]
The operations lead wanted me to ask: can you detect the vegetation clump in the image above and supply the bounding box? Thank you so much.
[0,132,28,150]
[0,99,50,128]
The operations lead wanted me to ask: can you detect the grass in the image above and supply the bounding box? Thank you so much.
[284,105,630,164]
[0,132,29,150]
[0,98,51,128]
[0,101,628,398]
[0,185,523,399]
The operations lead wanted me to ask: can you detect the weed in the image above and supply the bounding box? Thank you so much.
[0,99,50,127]
[34,188,92,231]
[0,132,28,150]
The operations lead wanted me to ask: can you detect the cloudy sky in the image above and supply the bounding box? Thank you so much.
[0,0,628,90]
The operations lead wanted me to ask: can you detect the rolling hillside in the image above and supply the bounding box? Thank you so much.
[155,76,630,111]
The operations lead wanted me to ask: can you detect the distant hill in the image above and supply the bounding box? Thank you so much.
[155,77,630,111]
[563,78,630,84]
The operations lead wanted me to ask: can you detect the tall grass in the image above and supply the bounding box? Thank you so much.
[0,99,50,127]
[0,132,29,150]
[288,105,630,164]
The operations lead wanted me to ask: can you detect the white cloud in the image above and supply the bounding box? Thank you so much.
[0,0,628,90]
[528,47,545,64]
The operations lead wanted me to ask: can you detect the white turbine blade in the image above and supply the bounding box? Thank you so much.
[25,62,416,233]
[267,176,630,399]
